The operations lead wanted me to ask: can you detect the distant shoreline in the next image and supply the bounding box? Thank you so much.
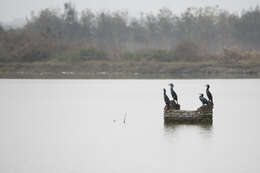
[0,61,259,79]
[1,73,259,79]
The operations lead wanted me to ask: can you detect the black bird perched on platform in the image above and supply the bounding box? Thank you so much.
[199,93,208,105]
[169,83,178,103]
[163,88,170,109]
[205,84,213,103]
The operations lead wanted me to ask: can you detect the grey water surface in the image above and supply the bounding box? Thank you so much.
[0,79,259,173]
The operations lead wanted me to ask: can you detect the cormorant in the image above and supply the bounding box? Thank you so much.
[169,83,178,103]
[206,84,213,103]
[163,88,170,109]
[199,93,208,105]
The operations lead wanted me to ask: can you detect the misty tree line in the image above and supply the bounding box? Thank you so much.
[0,3,260,62]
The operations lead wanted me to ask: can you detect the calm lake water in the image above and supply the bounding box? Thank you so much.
[0,79,259,173]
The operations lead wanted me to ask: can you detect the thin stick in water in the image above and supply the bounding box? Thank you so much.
[123,112,127,124]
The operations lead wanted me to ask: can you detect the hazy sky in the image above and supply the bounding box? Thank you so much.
[1,0,260,23]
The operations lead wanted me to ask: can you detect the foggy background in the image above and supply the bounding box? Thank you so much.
[1,0,260,78]
[1,0,259,24]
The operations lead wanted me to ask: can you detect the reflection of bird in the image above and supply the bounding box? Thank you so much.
[163,88,170,109]
[199,93,208,105]
[169,83,178,103]
[206,84,213,103]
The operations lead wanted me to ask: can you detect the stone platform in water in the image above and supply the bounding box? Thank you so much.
[164,103,213,124]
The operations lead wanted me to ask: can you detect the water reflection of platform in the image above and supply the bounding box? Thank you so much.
[164,121,213,131]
